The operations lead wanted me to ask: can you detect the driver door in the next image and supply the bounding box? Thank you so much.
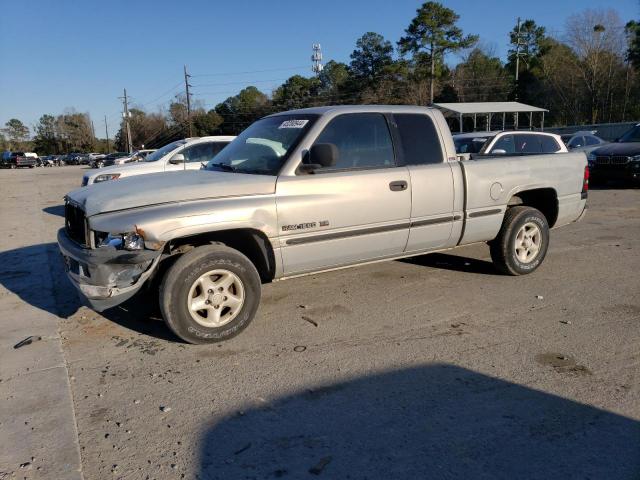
[276,113,411,275]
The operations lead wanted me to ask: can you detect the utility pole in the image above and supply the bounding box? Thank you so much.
[119,88,133,153]
[513,17,527,128]
[104,115,110,153]
[311,44,323,76]
[184,65,193,137]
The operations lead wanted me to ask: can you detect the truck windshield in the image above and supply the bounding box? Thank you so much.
[144,140,186,162]
[205,114,318,175]
[618,125,640,143]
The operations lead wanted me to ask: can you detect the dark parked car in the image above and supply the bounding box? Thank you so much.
[99,152,130,167]
[1,152,37,169]
[588,124,640,185]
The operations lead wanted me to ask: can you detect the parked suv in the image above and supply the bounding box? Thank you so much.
[81,136,234,185]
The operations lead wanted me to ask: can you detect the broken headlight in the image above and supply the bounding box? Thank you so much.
[94,173,121,183]
[97,232,144,250]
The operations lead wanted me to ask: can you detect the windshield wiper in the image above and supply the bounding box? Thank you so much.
[208,162,237,172]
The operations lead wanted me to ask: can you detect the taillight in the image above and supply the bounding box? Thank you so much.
[582,166,589,194]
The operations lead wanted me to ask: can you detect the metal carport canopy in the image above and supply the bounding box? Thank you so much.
[433,102,548,115]
[433,102,549,132]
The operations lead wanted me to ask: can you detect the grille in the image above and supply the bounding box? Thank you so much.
[596,155,630,165]
[611,156,630,165]
[65,202,87,246]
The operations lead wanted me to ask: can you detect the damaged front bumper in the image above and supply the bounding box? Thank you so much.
[57,228,163,311]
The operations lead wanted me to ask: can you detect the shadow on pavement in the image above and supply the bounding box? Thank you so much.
[43,205,65,217]
[0,242,82,318]
[401,252,501,276]
[198,364,640,479]
[0,242,181,342]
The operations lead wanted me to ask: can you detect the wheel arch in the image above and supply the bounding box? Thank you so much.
[163,228,277,283]
[507,187,558,227]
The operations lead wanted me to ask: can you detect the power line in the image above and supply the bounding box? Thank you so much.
[190,65,307,77]
[137,82,184,108]
[192,77,292,88]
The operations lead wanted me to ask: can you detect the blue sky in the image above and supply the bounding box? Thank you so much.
[1,0,637,136]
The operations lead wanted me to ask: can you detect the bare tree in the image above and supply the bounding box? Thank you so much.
[565,9,626,122]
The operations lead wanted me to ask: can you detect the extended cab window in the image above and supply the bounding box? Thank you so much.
[394,114,443,165]
[314,113,394,170]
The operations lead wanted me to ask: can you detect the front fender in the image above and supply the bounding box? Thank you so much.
[89,194,278,244]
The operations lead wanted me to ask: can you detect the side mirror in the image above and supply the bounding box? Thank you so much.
[299,143,338,173]
[491,149,507,155]
[169,153,185,164]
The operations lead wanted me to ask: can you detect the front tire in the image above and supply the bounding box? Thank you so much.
[160,245,261,344]
[489,206,549,275]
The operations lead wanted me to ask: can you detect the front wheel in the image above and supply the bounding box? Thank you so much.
[160,244,261,344]
[489,206,549,275]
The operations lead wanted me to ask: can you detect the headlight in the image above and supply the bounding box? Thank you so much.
[587,152,596,161]
[97,231,144,250]
[94,173,121,183]
[631,155,640,162]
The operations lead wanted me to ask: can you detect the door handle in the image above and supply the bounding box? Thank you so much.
[389,180,408,192]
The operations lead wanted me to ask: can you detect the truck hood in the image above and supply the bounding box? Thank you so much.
[591,142,640,157]
[68,170,276,216]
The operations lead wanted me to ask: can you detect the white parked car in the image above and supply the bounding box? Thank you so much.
[82,136,235,186]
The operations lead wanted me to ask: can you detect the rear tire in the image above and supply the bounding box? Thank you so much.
[489,206,549,275]
[160,244,261,344]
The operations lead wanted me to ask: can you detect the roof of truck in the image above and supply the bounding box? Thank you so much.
[268,105,435,116]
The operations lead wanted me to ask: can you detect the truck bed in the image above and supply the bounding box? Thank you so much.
[457,152,588,245]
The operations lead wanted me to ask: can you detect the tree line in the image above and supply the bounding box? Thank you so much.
[2,2,639,154]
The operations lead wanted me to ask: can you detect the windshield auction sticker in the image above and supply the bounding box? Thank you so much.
[278,119,309,129]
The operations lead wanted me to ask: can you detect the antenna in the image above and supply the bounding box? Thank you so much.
[311,44,323,75]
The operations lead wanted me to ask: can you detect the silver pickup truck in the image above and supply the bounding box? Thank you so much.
[58,105,588,344]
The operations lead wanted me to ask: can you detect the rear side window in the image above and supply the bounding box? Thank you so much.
[314,113,395,170]
[585,136,600,146]
[394,114,443,165]
[515,135,542,154]
[184,142,227,164]
[540,135,561,152]
[568,136,584,148]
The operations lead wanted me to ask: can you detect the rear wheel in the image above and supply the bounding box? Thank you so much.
[160,245,261,344]
[489,206,549,275]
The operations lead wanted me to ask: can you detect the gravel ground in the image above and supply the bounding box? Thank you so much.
[1,166,639,479]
